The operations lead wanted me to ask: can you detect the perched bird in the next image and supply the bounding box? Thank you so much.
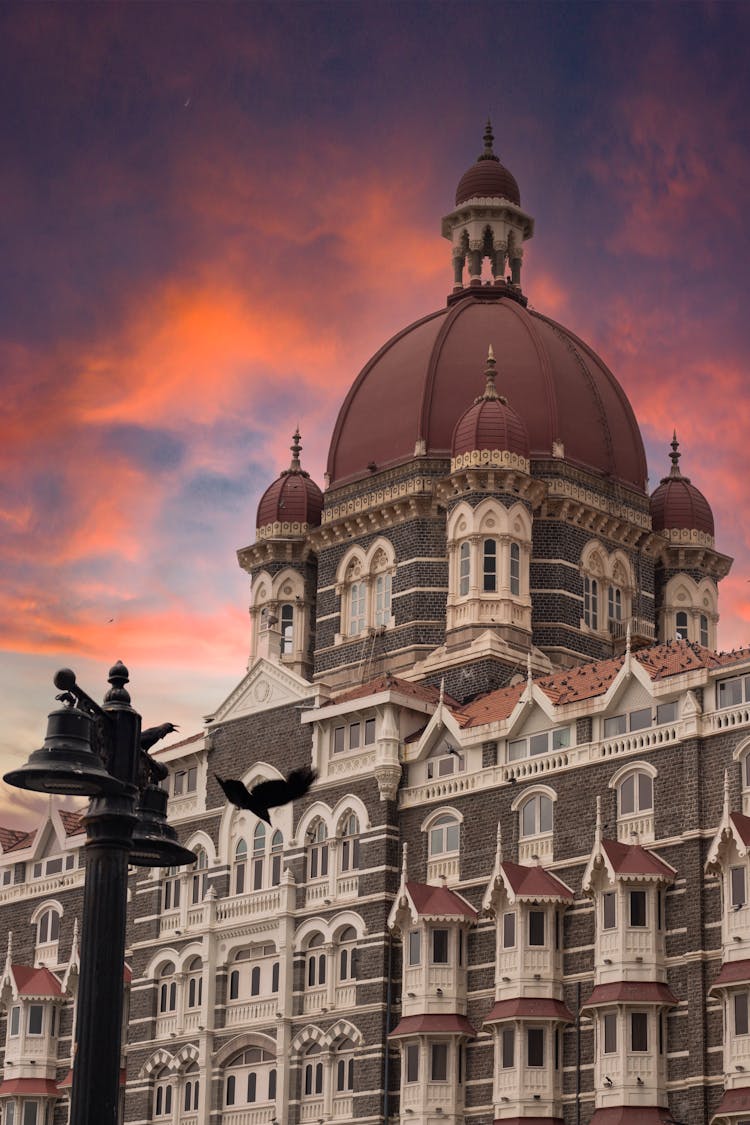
[140,723,179,752]
[216,767,317,824]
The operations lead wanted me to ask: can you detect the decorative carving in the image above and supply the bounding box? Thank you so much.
[374,762,401,802]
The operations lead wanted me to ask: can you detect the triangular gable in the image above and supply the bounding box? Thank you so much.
[483,860,573,911]
[598,654,655,714]
[207,657,319,724]
[407,707,467,763]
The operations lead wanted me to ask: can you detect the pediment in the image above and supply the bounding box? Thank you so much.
[207,658,315,725]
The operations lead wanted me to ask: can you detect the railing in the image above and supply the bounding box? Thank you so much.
[159,909,181,937]
[183,1010,201,1031]
[335,874,359,900]
[225,998,278,1026]
[332,1094,354,1119]
[335,983,356,1008]
[600,727,678,760]
[518,833,553,863]
[302,986,327,1014]
[426,856,460,884]
[216,888,282,923]
[610,616,655,642]
[222,1108,275,1125]
[299,1099,325,1122]
[305,880,330,907]
[154,1013,178,1039]
[0,868,83,905]
[617,813,655,844]
[709,704,750,732]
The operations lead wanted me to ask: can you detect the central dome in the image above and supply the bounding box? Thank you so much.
[327,290,647,492]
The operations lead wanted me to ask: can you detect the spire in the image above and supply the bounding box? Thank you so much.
[290,427,302,472]
[595,795,603,849]
[669,430,682,477]
[723,768,731,819]
[3,931,11,973]
[495,821,504,867]
[478,119,500,164]
[473,344,507,405]
[527,652,533,688]
[401,842,409,882]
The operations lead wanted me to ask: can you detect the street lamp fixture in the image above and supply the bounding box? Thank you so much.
[3,661,195,1125]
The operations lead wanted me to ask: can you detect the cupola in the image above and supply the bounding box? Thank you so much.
[255,429,323,539]
[650,433,714,539]
[455,120,521,207]
[451,345,529,470]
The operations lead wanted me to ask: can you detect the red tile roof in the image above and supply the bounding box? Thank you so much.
[484,997,573,1023]
[389,1013,476,1037]
[731,811,750,847]
[59,810,86,836]
[334,674,460,708]
[0,1078,59,1095]
[458,682,525,726]
[589,1110,674,1125]
[0,827,36,853]
[713,1086,750,1116]
[405,881,477,919]
[601,839,675,880]
[500,861,574,901]
[584,982,678,1007]
[711,959,750,989]
[11,965,63,997]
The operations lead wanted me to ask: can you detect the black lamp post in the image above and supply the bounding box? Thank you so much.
[3,661,195,1125]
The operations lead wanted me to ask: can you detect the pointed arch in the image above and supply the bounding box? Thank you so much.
[139,1047,175,1079]
[324,1018,364,1049]
[213,1030,278,1068]
[331,794,370,836]
[291,1023,327,1054]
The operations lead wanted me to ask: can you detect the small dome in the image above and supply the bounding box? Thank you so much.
[455,121,520,207]
[650,434,714,537]
[256,430,323,536]
[452,347,529,461]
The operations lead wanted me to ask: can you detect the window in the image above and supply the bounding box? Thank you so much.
[408,930,421,966]
[182,1063,200,1112]
[426,745,465,779]
[675,611,688,640]
[430,1043,448,1082]
[608,585,623,623]
[603,1012,617,1053]
[529,911,545,947]
[629,890,647,927]
[270,830,283,886]
[280,603,294,655]
[307,934,326,987]
[335,1037,355,1092]
[483,539,497,592]
[226,1048,276,1106]
[4,1104,14,1125]
[527,1027,545,1067]
[432,929,449,964]
[304,1044,324,1096]
[9,1005,20,1036]
[252,823,266,890]
[429,815,460,857]
[22,1106,37,1125]
[520,793,553,837]
[405,1043,420,1082]
[158,963,177,1013]
[631,1012,648,1051]
[173,766,198,796]
[308,822,329,879]
[349,581,366,636]
[618,770,653,815]
[191,846,208,903]
[503,912,516,948]
[605,707,654,738]
[584,575,599,629]
[27,1005,43,1035]
[510,542,520,596]
[340,814,360,872]
[501,1026,515,1068]
[735,993,749,1035]
[700,614,709,647]
[603,892,616,929]
[719,675,750,709]
[154,1070,174,1116]
[732,866,747,908]
[508,727,570,761]
[162,865,181,911]
[374,573,392,627]
[186,957,203,1009]
[656,701,677,724]
[338,927,358,981]
[234,840,247,895]
[36,907,60,946]
[333,718,375,753]
[459,542,471,596]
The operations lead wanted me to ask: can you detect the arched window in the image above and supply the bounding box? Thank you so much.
[428,814,460,857]
[154,1068,173,1117]
[225,1047,276,1107]
[510,542,520,596]
[338,926,358,981]
[459,542,471,596]
[483,539,497,592]
[675,610,688,640]
[272,961,280,993]
[520,793,554,838]
[270,830,283,886]
[335,1037,356,1092]
[186,956,203,1009]
[158,962,177,1013]
[191,846,208,904]
[182,1062,199,1112]
[308,821,329,880]
[618,769,654,816]
[36,906,60,948]
[584,575,599,630]
[234,839,247,895]
[307,933,326,987]
[340,814,360,873]
[280,603,294,655]
[608,585,623,623]
[700,614,709,647]
[372,548,393,627]
[252,823,266,890]
[304,1043,324,1096]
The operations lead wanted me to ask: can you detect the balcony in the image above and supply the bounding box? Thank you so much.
[335,874,359,901]
[223,1109,275,1125]
[216,888,282,925]
[154,1013,178,1039]
[332,1093,353,1119]
[426,855,460,885]
[225,998,279,1026]
[617,812,655,845]
[305,879,330,908]
[299,1098,325,1122]
[335,983,356,1008]
[303,986,328,1014]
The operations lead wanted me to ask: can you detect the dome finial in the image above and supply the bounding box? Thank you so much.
[479,118,499,164]
[669,430,682,477]
[290,427,302,472]
[475,344,505,404]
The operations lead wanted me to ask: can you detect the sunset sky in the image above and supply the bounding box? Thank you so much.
[1,2,749,826]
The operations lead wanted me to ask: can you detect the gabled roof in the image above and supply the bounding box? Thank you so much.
[496,861,574,903]
[389,1013,476,1037]
[710,959,750,991]
[59,810,86,837]
[706,779,750,873]
[0,1078,59,1095]
[712,1086,750,1119]
[582,816,676,892]
[0,827,36,854]
[403,880,477,920]
[10,964,64,998]
[334,674,459,708]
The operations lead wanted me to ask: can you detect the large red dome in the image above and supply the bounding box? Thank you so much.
[327,291,647,492]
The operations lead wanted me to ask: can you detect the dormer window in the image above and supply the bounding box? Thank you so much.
[719,674,750,708]
[508,727,570,762]
[426,744,465,779]
[731,866,747,908]
[333,717,376,753]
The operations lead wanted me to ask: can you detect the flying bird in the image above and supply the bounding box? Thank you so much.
[215,767,317,824]
[140,723,179,752]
